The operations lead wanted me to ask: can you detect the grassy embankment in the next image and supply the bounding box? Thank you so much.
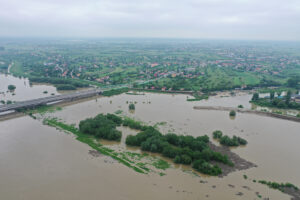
[187,93,209,101]
[44,118,146,173]
[43,118,170,174]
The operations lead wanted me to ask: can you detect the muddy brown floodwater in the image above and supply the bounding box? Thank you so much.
[0,74,59,103]
[1,92,300,200]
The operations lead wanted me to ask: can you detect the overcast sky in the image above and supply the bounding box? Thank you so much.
[0,0,299,40]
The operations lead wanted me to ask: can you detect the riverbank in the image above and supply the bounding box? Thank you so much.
[132,88,193,95]
[193,106,300,123]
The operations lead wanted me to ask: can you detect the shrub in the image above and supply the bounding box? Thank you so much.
[229,110,236,117]
[129,103,135,110]
[213,130,223,139]
[8,85,16,91]
[214,132,248,147]
[106,113,122,125]
[174,155,181,163]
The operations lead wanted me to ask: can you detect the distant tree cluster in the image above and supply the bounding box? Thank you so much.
[102,88,129,97]
[55,84,76,90]
[213,130,247,146]
[29,77,88,90]
[251,91,300,110]
[126,127,233,175]
[287,76,300,88]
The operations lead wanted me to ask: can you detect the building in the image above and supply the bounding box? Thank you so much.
[291,94,300,103]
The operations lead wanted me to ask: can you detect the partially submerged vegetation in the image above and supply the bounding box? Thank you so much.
[251,91,300,110]
[8,84,16,91]
[102,87,129,97]
[17,105,62,115]
[213,130,247,147]
[129,103,135,110]
[44,117,174,175]
[79,114,122,141]
[258,180,298,192]
[187,92,209,101]
[44,118,146,173]
[229,110,236,117]
[253,178,300,199]
[44,113,248,176]
[126,124,234,176]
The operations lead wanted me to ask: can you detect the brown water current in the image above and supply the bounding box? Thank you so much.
[1,91,300,200]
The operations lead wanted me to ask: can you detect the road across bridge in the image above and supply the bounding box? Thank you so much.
[0,89,102,113]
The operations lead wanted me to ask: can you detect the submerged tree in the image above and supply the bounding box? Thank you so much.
[252,93,259,101]
[8,85,16,91]
[229,110,236,117]
[129,103,135,110]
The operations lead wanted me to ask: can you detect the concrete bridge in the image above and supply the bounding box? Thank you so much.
[0,89,102,113]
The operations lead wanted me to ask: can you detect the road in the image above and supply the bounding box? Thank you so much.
[0,89,102,113]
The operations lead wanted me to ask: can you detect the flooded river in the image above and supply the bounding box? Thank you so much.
[0,91,300,200]
[0,85,299,199]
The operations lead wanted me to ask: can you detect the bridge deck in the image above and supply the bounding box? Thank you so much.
[0,89,102,113]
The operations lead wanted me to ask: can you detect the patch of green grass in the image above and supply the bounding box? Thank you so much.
[125,151,146,160]
[187,93,209,101]
[19,105,62,115]
[137,162,150,172]
[152,159,170,170]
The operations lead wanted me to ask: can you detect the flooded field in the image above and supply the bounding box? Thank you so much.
[0,86,300,199]
[0,74,59,103]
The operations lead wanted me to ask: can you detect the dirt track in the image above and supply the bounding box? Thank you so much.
[193,106,300,123]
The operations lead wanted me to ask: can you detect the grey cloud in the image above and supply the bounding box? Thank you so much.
[0,0,299,40]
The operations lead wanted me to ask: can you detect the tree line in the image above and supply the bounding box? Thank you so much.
[251,90,300,110]
[213,130,247,146]
[79,113,236,176]
[126,126,233,176]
